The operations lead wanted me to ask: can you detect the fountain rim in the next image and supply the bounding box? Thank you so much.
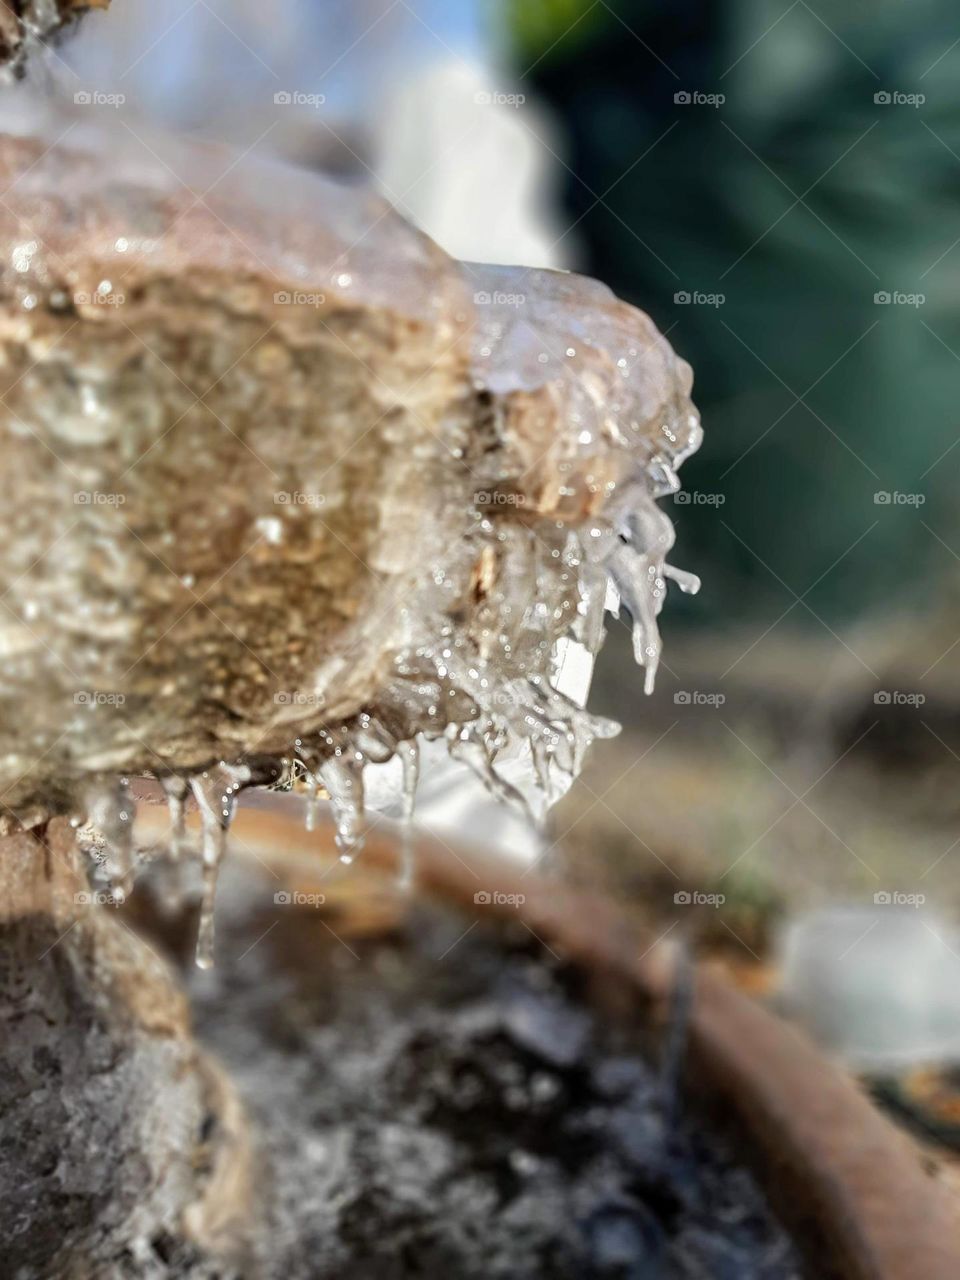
[130,788,960,1280]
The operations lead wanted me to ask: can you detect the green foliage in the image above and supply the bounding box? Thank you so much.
[510,0,960,623]
[501,0,606,62]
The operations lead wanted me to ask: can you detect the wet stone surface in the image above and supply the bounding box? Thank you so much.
[158,863,803,1280]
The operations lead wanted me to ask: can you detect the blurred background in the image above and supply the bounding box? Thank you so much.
[55,0,960,1143]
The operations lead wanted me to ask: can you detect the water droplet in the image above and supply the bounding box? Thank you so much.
[319,752,366,860]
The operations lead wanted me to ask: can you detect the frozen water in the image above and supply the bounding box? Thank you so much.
[0,121,700,955]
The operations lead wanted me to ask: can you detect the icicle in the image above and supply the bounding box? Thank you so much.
[304,772,319,832]
[318,750,366,863]
[573,570,609,655]
[608,542,665,694]
[648,459,681,497]
[664,563,701,594]
[353,713,397,764]
[524,678,618,747]
[154,774,191,915]
[397,738,419,891]
[447,724,534,822]
[85,777,135,902]
[530,737,554,815]
[288,745,320,832]
[161,775,189,860]
[190,762,250,969]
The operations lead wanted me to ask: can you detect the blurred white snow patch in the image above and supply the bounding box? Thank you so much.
[372,60,572,269]
[778,905,960,1070]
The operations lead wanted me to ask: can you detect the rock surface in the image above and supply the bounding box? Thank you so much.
[0,120,700,830]
[0,819,254,1278]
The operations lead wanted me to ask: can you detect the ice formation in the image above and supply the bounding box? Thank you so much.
[0,121,700,961]
[0,1,105,76]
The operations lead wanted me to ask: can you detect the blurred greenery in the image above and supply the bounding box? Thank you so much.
[499,0,604,59]
[508,0,960,624]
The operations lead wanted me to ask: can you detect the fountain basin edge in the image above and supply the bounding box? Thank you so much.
[130,792,960,1280]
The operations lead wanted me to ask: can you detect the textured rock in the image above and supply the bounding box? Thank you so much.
[0,819,254,1277]
[0,122,699,834]
[0,126,473,822]
[0,122,700,912]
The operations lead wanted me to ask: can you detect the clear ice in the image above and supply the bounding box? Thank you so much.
[0,120,701,963]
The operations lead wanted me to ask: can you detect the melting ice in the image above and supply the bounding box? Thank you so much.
[0,126,700,965]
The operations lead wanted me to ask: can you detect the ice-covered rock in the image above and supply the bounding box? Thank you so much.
[0,120,700,953]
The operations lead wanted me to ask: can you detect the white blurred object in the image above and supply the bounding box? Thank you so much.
[372,60,569,269]
[778,906,960,1070]
[61,0,402,134]
[366,53,592,861]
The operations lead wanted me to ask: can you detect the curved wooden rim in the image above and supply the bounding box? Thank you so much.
[134,793,960,1279]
